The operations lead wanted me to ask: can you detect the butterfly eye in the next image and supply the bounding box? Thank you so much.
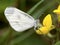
[35,26,41,30]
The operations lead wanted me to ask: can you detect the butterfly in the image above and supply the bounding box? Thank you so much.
[4,7,53,34]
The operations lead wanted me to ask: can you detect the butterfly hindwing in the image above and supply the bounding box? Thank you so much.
[4,7,35,32]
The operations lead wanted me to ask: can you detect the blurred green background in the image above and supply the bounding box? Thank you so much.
[0,0,60,45]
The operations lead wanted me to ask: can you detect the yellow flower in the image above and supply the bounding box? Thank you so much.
[53,5,60,13]
[35,14,54,35]
[53,5,60,21]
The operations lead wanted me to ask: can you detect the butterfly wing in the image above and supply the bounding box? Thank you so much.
[4,7,35,32]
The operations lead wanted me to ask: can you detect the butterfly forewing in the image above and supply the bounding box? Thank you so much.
[4,7,35,32]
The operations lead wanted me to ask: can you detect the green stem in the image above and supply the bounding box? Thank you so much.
[27,0,44,14]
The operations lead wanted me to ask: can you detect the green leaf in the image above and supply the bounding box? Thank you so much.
[0,28,11,45]
[55,41,60,45]
[55,0,60,4]
[32,0,58,19]
[51,13,58,26]
[0,0,17,13]
[10,29,34,45]
[27,0,44,14]
[16,34,48,45]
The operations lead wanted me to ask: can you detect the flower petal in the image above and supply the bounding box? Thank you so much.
[43,14,52,27]
[53,5,60,13]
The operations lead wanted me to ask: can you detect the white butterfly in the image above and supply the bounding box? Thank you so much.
[4,7,36,32]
